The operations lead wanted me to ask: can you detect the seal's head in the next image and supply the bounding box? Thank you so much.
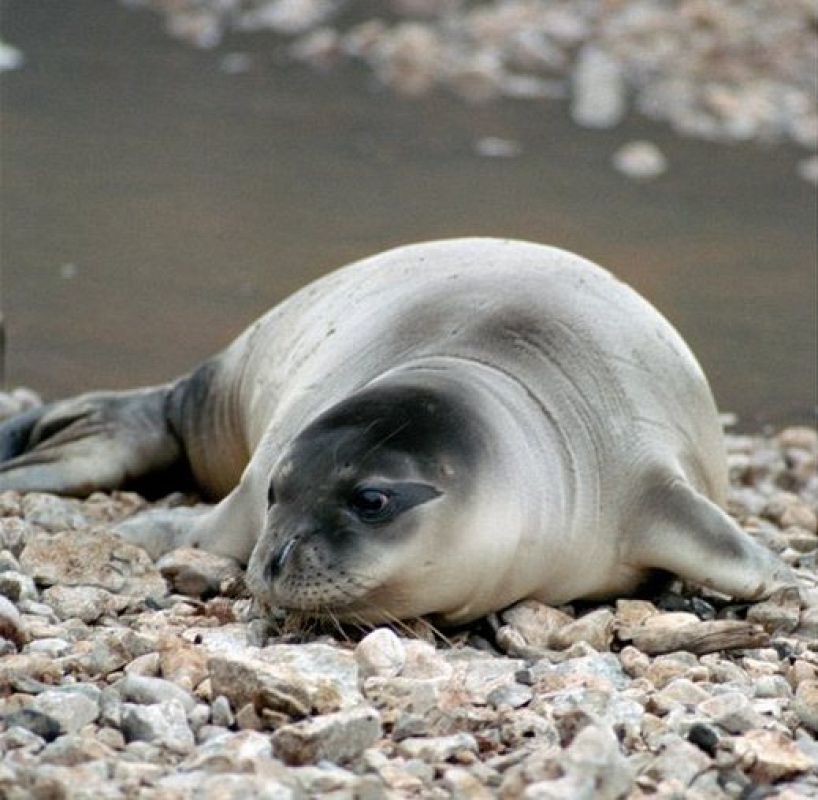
[246,373,497,624]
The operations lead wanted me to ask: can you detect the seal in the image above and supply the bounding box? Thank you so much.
[0,238,796,623]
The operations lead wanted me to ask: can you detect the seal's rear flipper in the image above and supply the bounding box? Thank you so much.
[633,477,800,601]
[0,387,186,497]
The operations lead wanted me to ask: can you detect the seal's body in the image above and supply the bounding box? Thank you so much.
[0,239,794,623]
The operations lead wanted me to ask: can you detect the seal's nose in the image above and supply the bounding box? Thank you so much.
[265,537,297,582]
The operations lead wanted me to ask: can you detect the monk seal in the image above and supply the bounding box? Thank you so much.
[0,238,797,624]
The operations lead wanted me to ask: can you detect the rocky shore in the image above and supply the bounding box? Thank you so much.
[0,388,817,799]
[121,0,817,157]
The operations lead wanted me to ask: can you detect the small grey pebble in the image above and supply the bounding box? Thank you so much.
[211,695,234,728]
[4,709,61,742]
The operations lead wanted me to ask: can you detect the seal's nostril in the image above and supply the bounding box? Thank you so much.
[265,538,297,582]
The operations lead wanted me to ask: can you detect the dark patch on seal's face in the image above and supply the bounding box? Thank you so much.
[256,380,484,615]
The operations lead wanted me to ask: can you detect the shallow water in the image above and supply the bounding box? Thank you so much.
[1,0,815,429]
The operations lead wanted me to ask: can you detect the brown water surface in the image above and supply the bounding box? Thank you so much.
[1,0,815,429]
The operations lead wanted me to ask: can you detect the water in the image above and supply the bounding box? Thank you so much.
[1,0,815,429]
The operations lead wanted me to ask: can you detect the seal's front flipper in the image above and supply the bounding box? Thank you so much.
[0,387,185,497]
[632,476,799,601]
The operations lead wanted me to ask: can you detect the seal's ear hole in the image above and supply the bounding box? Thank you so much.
[267,482,276,507]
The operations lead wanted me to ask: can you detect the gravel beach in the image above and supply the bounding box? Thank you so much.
[0,388,816,798]
[120,0,817,154]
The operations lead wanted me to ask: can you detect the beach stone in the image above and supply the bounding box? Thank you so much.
[504,723,632,800]
[615,599,659,628]
[363,675,442,714]
[619,645,650,678]
[124,652,161,677]
[182,729,273,772]
[0,594,26,647]
[612,141,668,180]
[0,570,37,602]
[643,736,712,785]
[778,427,818,451]
[550,608,615,651]
[354,627,406,679]
[494,624,528,656]
[31,688,99,734]
[209,648,345,718]
[402,640,452,679]
[443,767,494,799]
[397,732,478,763]
[746,586,802,633]
[20,530,167,597]
[156,547,242,598]
[4,709,61,742]
[699,691,763,734]
[121,699,195,754]
[501,599,573,647]
[571,45,625,128]
[119,674,197,714]
[211,695,234,728]
[487,681,533,709]
[235,702,263,731]
[159,641,209,689]
[0,518,37,557]
[271,706,382,765]
[781,503,818,534]
[543,653,630,691]
[796,607,818,639]
[794,680,818,734]
[21,493,89,532]
[41,585,121,623]
[657,677,711,707]
[40,734,116,766]
[734,729,814,782]
[25,637,71,658]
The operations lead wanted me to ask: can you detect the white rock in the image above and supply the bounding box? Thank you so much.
[474,137,522,158]
[0,40,23,72]
[612,141,668,180]
[571,45,625,129]
[119,674,198,714]
[354,628,406,679]
[121,700,195,754]
[32,688,100,734]
[0,593,25,647]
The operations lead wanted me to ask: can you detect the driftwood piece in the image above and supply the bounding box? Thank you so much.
[617,619,769,656]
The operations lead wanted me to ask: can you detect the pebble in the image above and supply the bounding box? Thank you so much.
[354,627,406,679]
[0,570,38,603]
[31,688,100,734]
[156,547,242,598]
[0,593,26,647]
[501,598,573,648]
[612,140,668,180]
[570,45,626,129]
[21,493,89,532]
[733,729,814,782]
[4,708,62,742]
[794,680,818,734]
[397,732,479,762]
[271,706,382,765]
[19,529,167,598]
[41,585,121,623]
[121,699,195,754]
[119,674,197,713]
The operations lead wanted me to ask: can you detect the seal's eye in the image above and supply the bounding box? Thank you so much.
[267,483,276,507]
[350,488,394,523]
